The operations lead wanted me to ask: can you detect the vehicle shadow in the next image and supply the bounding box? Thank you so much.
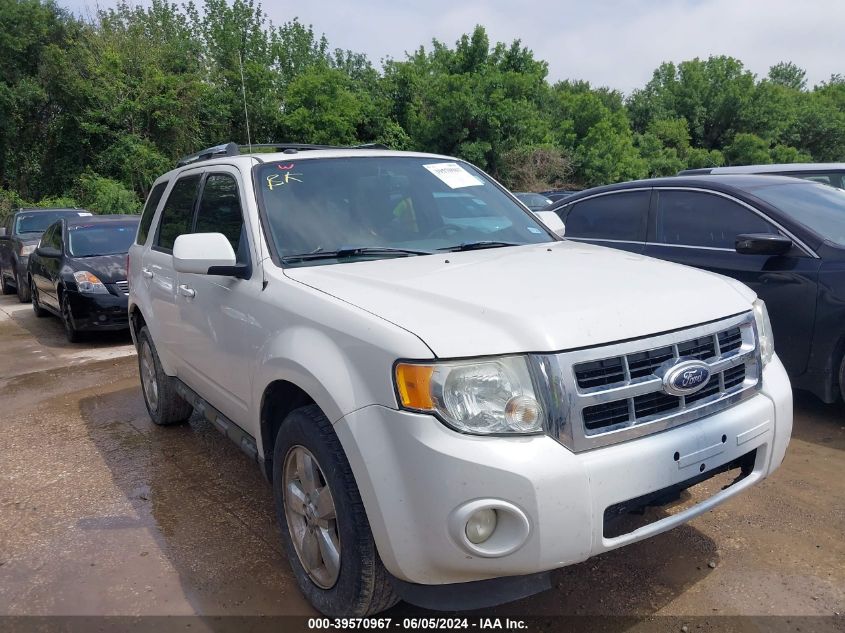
[80,386,719,626]
[791,391,845,452]
[10,306,132,349]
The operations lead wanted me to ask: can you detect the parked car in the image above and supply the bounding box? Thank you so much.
[514,192,553,211]
[678,162,845,188]
[549,174,845,404]
[539,188,579,202]
[129,142,791,617]
[28,214,139,342]
[0,207,92,302]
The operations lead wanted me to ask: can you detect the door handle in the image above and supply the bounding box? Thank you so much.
[178,284,196,298]
[141,268,154,279]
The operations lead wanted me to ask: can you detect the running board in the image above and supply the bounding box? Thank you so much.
[174,380,258,462]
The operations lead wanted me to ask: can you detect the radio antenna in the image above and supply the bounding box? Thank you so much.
[238,49,253,154]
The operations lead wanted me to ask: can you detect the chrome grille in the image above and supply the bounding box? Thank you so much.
[541,312,761,452]
[115,280,129,295]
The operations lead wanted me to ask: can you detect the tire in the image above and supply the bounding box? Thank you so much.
[273,405,398,617]
[16,270,31,303]
[137,325,193,425]
[30,277,47,318]
[839,354,845,405]
[60,295,82,343]
[0,268,14,295]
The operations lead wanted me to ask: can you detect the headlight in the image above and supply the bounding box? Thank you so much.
[395,356,544,434]
[73,270,109,294]
[753,298,774,366]
[20,244,36,256]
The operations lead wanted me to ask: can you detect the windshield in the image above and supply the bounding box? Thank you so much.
[516,193,553,208]
[748,182,845,247]
[255,157,554,265]
[15,211,83,235]
[68,223,138,257]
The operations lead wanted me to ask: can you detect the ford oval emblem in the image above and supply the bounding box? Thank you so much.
[661,360,711,396]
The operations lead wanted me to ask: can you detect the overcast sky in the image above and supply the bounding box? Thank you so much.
[64,0,845,94]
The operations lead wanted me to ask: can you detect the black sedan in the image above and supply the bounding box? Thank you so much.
[27,215,139,342]
[549,175,845,404]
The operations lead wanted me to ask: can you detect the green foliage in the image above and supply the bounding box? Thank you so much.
[75,171,140,214]
[0,1,843,208]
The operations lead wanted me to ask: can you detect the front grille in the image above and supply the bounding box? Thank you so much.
[114,280,129,295]
[549,313,761,452]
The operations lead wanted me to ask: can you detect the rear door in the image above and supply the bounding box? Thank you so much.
[644,187,821,376]
[556,189,651,254]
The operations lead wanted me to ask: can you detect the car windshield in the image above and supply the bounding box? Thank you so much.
[15,212,78,235]
[516,193,553,208]
[748,182,845,247]
[255,156,553,266]
[67,223,138,257]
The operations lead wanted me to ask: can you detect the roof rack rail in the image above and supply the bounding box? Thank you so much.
[176,142,390,167]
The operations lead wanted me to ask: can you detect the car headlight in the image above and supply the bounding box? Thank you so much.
[73,271,109,294]
[753,298,774,366]
[19,244,36,256]
[394,356,544,434]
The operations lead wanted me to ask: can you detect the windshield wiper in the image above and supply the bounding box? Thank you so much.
[437,240,520,252]
[281,246,433,263]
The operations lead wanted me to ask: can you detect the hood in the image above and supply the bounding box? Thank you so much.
[68,254,127,283]
[284,241,754,358]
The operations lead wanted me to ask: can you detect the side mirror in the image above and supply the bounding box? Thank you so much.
[534,210,566,237]
[35,245,61,258]
[173,233,239,275]
[735,233,792,256]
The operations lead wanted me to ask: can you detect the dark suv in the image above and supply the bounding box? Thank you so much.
[550,174,845,405]
[0,208,91,302]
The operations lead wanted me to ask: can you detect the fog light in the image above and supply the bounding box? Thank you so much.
[465,508,497,544]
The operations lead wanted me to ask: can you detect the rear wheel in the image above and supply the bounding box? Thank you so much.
[30,277,47,317]
[16,270,31,303]
[0,268,14,295]
[839,354,845,405]
[273,405,398,617]
[137,325,193,425]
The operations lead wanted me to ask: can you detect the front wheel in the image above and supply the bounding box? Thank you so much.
[60,296,81,342]
[273,405,398,617]
[16,270,31,303]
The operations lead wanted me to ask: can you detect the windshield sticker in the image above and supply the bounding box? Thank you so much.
[526,226,543,234]
[267,172,303,190]
[77,212,93,216]
[423,162,484,189]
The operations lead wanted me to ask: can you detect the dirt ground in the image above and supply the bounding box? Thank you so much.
[1,293,843,631]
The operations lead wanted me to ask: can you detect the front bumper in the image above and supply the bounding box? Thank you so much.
[66,290,129,331]
[335,355,792,586]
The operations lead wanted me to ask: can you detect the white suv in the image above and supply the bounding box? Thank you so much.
[128,143,793,616]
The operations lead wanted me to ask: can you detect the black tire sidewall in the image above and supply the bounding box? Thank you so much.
[272,407,377,617]
[137,326,164,424]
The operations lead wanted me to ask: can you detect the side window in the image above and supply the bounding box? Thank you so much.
[655,190,776,249]
[155,175,200,252]
[564,191,649,241]
[137,180,169,245]
[194,174,248,263]
[40,224,56,249]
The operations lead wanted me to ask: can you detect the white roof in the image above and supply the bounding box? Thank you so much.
[709,163,845,174]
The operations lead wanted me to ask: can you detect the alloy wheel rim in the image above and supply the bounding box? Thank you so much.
[283,445,341,589]
[61,300,73,334]
[139,341,159,412]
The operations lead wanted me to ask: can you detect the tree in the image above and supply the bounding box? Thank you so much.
[768,62,807,91]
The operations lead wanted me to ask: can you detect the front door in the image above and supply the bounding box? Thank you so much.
[645,188,821,377]
[175,170,263,424]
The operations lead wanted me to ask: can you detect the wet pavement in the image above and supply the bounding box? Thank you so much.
[1,293,843,626]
